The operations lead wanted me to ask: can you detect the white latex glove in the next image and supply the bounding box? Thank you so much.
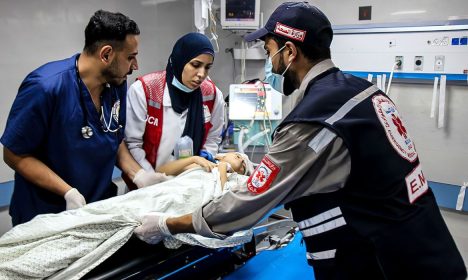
[134,213,172,244]
[64,188,86,210]
[133,169,169,188]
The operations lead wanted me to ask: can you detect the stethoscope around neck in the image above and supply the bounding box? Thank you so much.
[75,56,122,139]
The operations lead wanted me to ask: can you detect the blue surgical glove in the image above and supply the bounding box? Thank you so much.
[199,150,215,163]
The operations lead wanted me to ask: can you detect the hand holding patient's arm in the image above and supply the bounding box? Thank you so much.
[134,213,195,244]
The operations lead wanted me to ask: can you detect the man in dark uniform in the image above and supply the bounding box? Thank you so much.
[133,2,467,279]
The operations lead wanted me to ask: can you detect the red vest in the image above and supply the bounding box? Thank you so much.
[138,70,216,168]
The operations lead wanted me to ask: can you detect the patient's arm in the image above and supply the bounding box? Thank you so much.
[167,214,195,234]
[218,162,228,190]
[156,156,216,176]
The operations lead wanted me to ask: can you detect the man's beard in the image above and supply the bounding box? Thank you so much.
[276,55,299,95]
[102,60,129,86]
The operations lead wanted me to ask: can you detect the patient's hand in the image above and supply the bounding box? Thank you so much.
[192,156,216,172]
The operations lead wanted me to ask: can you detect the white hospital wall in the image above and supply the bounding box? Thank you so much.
[389,84,468,185]
[0,208,11,234]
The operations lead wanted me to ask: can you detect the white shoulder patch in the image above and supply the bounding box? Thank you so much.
[372,94,418,162]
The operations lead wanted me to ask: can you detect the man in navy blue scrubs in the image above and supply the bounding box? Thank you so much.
[1,10,165,226]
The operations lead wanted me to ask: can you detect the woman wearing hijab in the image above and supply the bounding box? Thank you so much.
[125,33,224,183]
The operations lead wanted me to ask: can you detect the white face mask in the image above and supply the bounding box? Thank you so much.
[171,76,195,93]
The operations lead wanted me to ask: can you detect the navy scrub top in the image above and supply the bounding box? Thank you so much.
[0,54,127,225]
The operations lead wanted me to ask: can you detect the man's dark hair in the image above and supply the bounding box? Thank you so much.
[84,10,140,54]
[265,34,331,62]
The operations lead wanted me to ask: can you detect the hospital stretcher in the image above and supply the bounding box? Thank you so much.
[83,212,297,279]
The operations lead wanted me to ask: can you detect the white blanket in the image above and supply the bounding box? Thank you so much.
[0,168,252,280]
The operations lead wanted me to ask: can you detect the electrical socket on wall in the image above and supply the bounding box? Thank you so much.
[434,55,445,71]
[414,56,424,71]
[395,56,403,70]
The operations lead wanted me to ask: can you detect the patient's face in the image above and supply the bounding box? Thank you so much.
[217,153,245,174]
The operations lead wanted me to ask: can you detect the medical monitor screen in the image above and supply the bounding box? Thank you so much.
[221,0,260,30]
[229,84,282,120]
[226,0,255,21]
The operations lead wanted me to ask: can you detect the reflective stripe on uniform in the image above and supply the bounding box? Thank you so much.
[298,207,342,229]
[308,127,337,153]
[306,249,337,260]
[325,85,379,125]
[301,217,347,238]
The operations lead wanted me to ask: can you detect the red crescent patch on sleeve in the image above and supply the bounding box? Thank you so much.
[247,155,280,194]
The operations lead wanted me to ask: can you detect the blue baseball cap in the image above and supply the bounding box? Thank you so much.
[245,2,333,48]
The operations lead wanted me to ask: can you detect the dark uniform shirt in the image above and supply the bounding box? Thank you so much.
[191,59,466,279]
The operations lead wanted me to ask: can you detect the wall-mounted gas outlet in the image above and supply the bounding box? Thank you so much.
[434,55,445,71]
[395,56,403,70]
[414,56,424,71]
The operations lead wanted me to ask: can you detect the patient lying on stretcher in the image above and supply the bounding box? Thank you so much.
[157,152,254,190]
[0,152,255,280]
